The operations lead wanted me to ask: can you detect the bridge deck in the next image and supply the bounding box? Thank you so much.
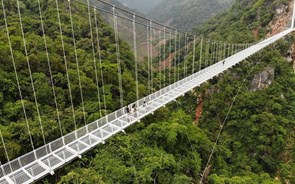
[0,28,293,184]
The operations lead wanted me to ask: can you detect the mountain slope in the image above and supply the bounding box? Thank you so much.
[116,0,164,14]
[0,0,143,162]
[147,0,235,31]
[56,0,295,183]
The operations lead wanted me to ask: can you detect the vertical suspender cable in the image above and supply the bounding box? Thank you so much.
[168,32,172,85]
[232,44,234,56]
[1,0,35,157]
[192,35,196,74]
[37,0,64,141]
[16,0,51,167]
[132,14,139,105]
[178,34,181,81]
[113,7,124,108]
[158,29,162,90]
[149,21,154,93]
[217,42,220,63]
[212,42,215,64]
[163,27,166,87]
[69,0,87,126]
[147,26,151,95]
[174,30,178,83]
[224,43,227,60]
[55,0,78,151]
[217,42,220,61]
[0,131,16,183]
[199,38,203,71]
[94,8,107,115]
[184,33,188,78]
[205,40,210,68]
[87,2,102,118]
[228,43,231,58]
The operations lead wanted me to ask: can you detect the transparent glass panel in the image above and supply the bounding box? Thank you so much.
[107,112,116,123]
[50,138,64,152]
[77,127,87,138]
[19,152,35,168]
[64,132,76,145]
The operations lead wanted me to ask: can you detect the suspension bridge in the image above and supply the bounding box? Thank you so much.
[0,0,295,183]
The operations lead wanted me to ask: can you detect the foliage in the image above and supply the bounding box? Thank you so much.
[0,0,144,161]
[147,0,234,31]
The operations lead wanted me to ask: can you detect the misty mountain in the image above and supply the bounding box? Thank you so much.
[147,0,235,31]
[116,0,164,14]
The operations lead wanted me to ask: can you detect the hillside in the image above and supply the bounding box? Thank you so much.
[147,0,235,31]
[54,0,295,184]
[0,0,143,162]
[1,0,295,183]
[116,0,164,14]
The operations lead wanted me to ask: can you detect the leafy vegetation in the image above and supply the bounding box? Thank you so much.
[0,0,146,161]
[147,0,234,31]
[0,0,295,183]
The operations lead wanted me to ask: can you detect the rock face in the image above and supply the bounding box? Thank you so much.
[249,67,275,92]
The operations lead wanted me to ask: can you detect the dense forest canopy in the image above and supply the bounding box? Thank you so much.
[147,0,235,32]
[0,0,294,183]
[57,0,295,183]
[0,0,148,162]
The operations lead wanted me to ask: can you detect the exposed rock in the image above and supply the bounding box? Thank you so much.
[266,1,293,37]
[249,67,275,92]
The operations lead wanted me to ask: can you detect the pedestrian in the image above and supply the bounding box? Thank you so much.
[222,60,225,65]
[143,101,146,107]
[132,104,136,112]
[126,106,130,114]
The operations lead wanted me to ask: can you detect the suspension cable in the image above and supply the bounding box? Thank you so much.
[231,44,234,56]
[174,30,178,83]
[132,14,139,105]
[87,2,102,118]
[163,26,166,87]
[0,131,16,183]
[169,32,172,86]
[113,7,124,108]
[192,35,196,74]
[37,0,64,140]
[94,7,107,116]
[227,43,230,58]
[177,34,181,81]
[199,38,203,71]
[223,43,227,60]
[55,0,77,136]
[68,0,87,126]
[85,0,192,36]
[183,34,188,78]
[1,0,35,156]
[217,42,220,62]
[16,0,50,165]
[147,26,151,95]
[205,39,210,68]
[149,21,154,93]
[158,29,162,90]
[211,42,215,66]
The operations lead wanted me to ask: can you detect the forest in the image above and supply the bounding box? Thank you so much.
[0,0,294,183]
[147,0,235,32]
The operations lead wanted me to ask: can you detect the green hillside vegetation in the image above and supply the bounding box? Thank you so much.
[0,0,147,161]
[195,0,290,42]
[55,0,295,183]
[0,0,295,183]
[147,0,235,32]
